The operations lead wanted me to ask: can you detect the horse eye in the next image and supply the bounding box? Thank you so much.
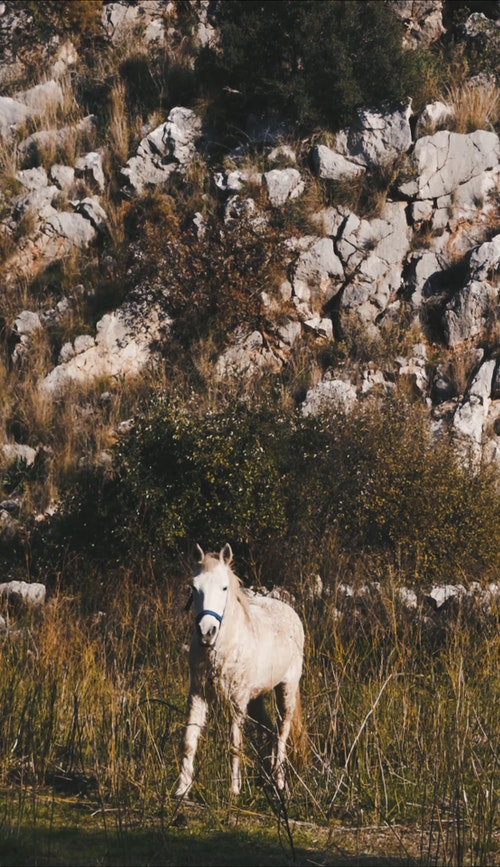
[222,586,228,592]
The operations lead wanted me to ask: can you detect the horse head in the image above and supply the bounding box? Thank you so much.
[190,543,233,647]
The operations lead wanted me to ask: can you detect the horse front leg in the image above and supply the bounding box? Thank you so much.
[230,707,246,795]
[175,691,208,799]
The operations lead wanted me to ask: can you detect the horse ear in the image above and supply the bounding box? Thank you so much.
[221,543,233,565]
[196,544,204,562]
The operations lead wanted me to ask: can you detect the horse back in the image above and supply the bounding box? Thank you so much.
[248,594,303,636]
[245,595,304,685]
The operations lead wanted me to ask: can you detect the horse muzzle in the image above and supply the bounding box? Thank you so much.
[196,610,223,646]
[198,624,219,646]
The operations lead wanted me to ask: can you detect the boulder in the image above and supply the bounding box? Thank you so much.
[73,197,108,234]
[311,145,364,181]
[396,344,429,395]
[74,151,105,192]
[301,376,357,416]
[0,580,46,609]
[49,164,75,191]
[120,107,202,196]
[400,129,500,199]
[443,235,500,346]
[451,359,496,467]
[391,0,445,49]
[415,100,454,138]
[0,95,34,137]
[18,115,97,169]
[2,443,37,466]
[0,80,64,140]
[102,0,167,45]
[289,235,344,306]
[42,210,97,248]
[333,100,413,169]
[405,250,450,308]
[215,168,262,193]
[40,302,171,396]
[426,584,467,610]
[337,201,410,324]
[264,168,304,206]
[16,80,64,113]
[216,330,282,378]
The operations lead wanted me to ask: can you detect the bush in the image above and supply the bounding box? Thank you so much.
[287,398,500,581]
[124,202,285,359]
[46,391,500,589]
[195,0,425,136]
[46,396,292,575]
[27,1,103,46]
[116,397,291,557]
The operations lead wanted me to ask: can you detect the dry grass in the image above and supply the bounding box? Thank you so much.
[323,160,399,220]
[40,74,81,130]
[444,80,500,134]
[0,569,499,865]
[1,337,167,515]
[7,331,56,434]
[108,80,130,167]
[0,140,22,197]
[430,345,482,400]
[102,195,127,250]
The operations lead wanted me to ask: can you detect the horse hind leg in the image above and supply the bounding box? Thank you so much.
[273,682,299,791]
[248,695,274,775]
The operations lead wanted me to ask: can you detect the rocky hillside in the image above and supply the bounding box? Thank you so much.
[0,0,499,587]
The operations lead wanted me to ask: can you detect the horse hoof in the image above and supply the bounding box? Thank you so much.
[172,811,188,828]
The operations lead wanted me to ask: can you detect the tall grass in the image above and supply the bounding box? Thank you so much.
[445,81,500,134]
[0,564,499,865]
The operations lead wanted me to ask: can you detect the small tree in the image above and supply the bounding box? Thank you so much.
[196,0,424,135]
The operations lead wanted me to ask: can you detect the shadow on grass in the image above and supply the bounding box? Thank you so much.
[0,824,420,867]
[0,787,421,867]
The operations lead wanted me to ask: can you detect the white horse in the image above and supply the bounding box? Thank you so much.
[175,543,305,798]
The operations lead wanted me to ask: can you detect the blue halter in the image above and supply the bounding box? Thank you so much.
[196,609,223,625]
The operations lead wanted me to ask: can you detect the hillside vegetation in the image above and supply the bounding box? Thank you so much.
[0,2,499,864]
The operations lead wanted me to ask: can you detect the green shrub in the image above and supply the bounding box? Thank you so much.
[45,392,500,588]
[286,398,500,581]
[2,456,43,495]
[47,395,291,573]
[195,0,425,136]
[114,396,290,558]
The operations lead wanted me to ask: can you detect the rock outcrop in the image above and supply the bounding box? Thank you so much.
[0,0,499,562]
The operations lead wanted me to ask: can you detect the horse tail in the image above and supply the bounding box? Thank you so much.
[289,688,309,770]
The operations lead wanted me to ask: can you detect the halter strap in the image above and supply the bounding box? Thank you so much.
[196,609,223,625]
